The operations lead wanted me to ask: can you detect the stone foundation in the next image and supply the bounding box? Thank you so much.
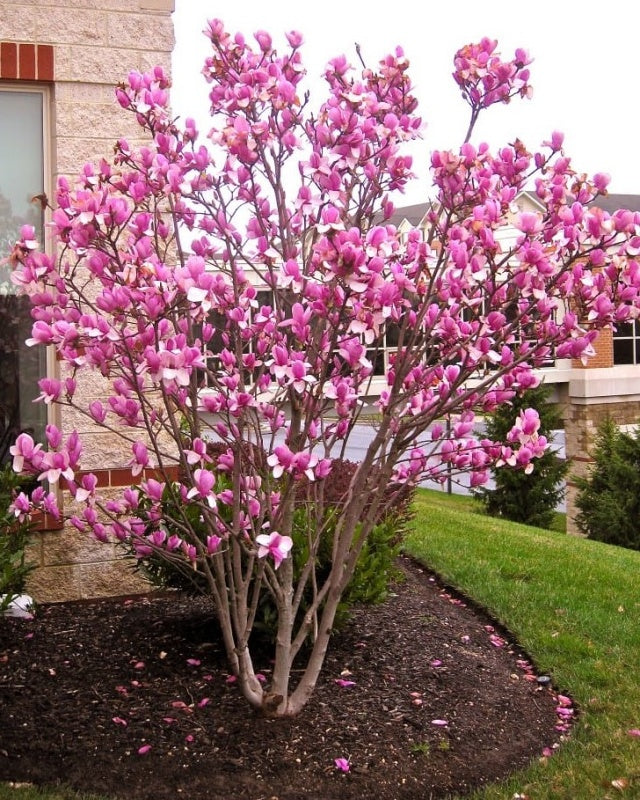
[26,485,151,603]
[564,400,640,535]
[26,535,149,603]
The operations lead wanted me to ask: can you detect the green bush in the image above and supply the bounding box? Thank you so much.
[125,451,414,640]
[475,383,568,529]
[0,464,35,614]
[574,417,640,550]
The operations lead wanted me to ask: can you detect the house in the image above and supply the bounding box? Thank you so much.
[1,0,175,601]
[389,193,640,533]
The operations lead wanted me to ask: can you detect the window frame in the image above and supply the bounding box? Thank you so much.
[0,82,55,458]
[613,319,640,365]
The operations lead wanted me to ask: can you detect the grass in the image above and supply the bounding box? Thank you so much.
[0,789,106,800]
[2,489,640,799]
[405,488,640,799]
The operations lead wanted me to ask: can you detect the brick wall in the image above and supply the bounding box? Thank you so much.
[572,328,613,369]
[0,42,55,81]
[1,0,175,602]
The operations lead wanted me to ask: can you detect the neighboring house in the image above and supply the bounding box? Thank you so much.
[0,0,175,601]
[389,192,640,533]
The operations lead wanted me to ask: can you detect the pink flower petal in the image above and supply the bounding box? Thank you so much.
[335,679,356,687]
[198,697,210,708]
[186,658,201,666]
[137,745,151,755]
[431,719,448,726]
[627,728,640,737]
[112,717,127,726]
[334,757,350,772]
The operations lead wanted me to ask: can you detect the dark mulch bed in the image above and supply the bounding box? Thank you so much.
[0,556,569,800]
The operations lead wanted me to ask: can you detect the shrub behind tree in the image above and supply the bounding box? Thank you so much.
[574,418,640,550]
[0,465,35,614]
[127,455,413,637]
[476,384,568,529]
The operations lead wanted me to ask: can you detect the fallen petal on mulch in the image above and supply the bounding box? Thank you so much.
[0,556,567,800]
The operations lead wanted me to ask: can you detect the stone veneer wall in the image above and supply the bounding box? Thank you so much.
[1,0,175,602]
[564,398,640,536]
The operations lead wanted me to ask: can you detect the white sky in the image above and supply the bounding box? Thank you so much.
[172,0,639,206]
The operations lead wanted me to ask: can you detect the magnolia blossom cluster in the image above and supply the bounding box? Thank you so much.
[8,25,640,566]
[453,37,532,110]
[6,21,640,714]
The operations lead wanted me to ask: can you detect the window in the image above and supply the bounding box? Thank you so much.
[0,86,49,464]
[613,320,640,365]
[367,321,401,377]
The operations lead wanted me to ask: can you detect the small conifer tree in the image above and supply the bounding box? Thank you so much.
[574,418,640,550]
[476,384,567,529]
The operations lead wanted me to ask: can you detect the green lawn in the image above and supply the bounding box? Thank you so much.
[2,490,640,799]
[405,488,640,799]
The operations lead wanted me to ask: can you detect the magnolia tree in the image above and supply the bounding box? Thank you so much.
[8,24,640,715]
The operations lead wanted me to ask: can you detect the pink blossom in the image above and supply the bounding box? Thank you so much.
[285,30,303,48]
[36,378,63,404]
[89,401,107,423]
[334,757,350,773]
[10,434,43,474]
[186,469,217,507]
[9,492,31,522]
[129,442,151,477]
[256,531,293,568]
